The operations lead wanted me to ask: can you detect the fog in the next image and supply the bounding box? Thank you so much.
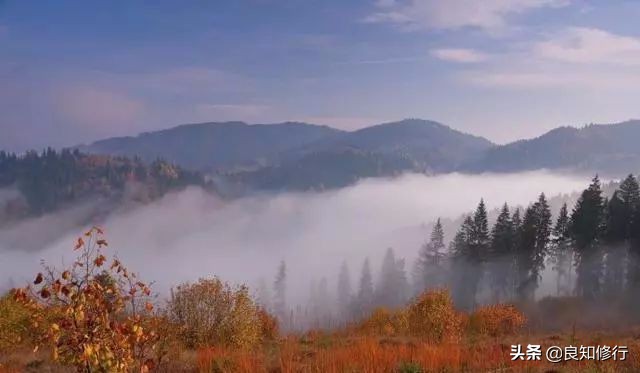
[0,171,587,307]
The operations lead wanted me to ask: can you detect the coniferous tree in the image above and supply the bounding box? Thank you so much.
[355,258,374,318]
[515,194,552,302]
[548,203,573,296]
[376,248,408,308]
[414,218,446,292]
[603,192,627,298]
[489,203,515,302]
[450,213,480,310]
[616,175,640,297]
[570,176,605,300]
[273,260,288,328]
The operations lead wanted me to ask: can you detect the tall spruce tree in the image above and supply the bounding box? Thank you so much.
[515,194,551,302]
[603,193,626,298]
[549,203,573,296]
[451,200,488,310]
[376,248,409,308]
[570,176,605,300]
[489,203,515,302]
[617,175,640,298]
[356,258,374,317]
[414,218,446,292]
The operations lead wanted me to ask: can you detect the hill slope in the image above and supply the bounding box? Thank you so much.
[81,121,344,171]
[466,120,640,175]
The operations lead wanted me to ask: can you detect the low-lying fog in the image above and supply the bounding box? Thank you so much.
[0,171,587,304]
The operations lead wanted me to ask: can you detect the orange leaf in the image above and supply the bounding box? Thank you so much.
[34,273,43,285]
[74,237,84,250]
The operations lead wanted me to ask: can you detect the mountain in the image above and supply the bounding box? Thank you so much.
[82,119,494,192]
[226,119,494,191]
[318,119,494,173]
[81,121,343,171]
[466,120,640,175]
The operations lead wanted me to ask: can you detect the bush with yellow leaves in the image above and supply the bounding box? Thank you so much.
[356,307,408,337]
[468,304,526,337]
[14,227,160,372]
[405,289,464,343]
[0,292,34,353]
[168,278,274,349]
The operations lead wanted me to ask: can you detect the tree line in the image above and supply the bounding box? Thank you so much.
[0,149,205,219]
[262,174,640,329]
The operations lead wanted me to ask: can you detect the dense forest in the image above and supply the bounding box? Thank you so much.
[262,175,640,331]
[0,149,206,224]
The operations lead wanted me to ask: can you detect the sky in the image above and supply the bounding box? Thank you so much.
[2,0,640,151]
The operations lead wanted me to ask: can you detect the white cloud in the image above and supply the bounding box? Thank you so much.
[455,28,640,90]
[364,0,570,32]
[534,27,640,65]
[431,48,489,63]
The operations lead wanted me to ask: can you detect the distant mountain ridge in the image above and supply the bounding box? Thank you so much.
[466,120,640,175]
[80,121,343,171]
[80,118,640,192]
[81,119,494,191]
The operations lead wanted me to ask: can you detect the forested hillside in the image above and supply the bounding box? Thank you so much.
[0,149,205,224]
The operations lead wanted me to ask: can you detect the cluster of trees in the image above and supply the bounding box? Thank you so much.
[0,149,205,219]
[419,174,640,310]
[262,174,640,329]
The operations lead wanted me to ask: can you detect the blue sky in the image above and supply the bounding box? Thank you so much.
[2,0,640,151]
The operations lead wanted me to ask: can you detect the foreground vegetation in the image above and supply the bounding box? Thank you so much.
[1,229,639,372]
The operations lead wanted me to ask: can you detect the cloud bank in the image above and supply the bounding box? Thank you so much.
[0,171,588,303]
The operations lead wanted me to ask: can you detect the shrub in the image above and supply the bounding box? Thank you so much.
[168,278,272,349]
[405,289,463,342]
[468,304,526,337]
[14,227,159,372]
[0,292,33,353]
[257,307,279,342]
[356,307,407,337]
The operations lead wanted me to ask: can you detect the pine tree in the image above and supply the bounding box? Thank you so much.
[616,175,640,298]
[376,248,408,308]
[570,176,605,300]
[603,193,626,298]
[549,203,573,296]
[355,258,374,318]
[515,194,551,302]
[450,215,480,310]
[414,218,446,292]
[273,260,287,328]
[489,203,515,302]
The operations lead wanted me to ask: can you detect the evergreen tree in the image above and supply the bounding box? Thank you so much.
[355,258,374,317]
[549,203,573,296]
[515,194,552,302]
[489,203,515,302]
[376,248,409,308]
[414,218,446,291]
[273,260,288,327]
[617,175,640,297]
[570,176,605,300]
[450,214,480,310]
[603,193,626,298]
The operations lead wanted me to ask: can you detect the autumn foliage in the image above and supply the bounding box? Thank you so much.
[13,227,160,372]
[167,278,276,349]
[468,304,527,337]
